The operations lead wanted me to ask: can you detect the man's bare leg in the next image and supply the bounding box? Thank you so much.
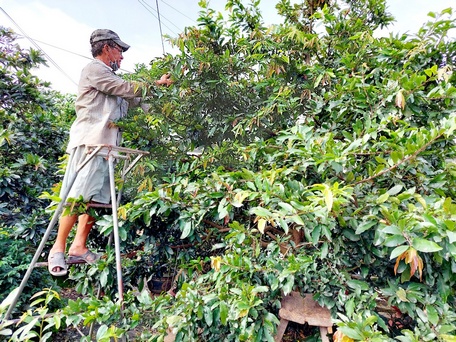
[68,214,97,261]
[49,214,78,273]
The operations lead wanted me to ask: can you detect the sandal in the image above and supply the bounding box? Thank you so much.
[68,250,101,264]
[48,252,68,276]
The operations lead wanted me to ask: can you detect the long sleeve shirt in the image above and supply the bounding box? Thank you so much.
[66,59,141,152]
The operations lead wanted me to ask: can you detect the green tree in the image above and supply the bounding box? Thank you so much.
[0,27,73,312]
[0,26,72,235]
[121,1,456,340]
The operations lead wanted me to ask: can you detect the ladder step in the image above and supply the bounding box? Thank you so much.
[64,203,113,209]
[87,203,113,209]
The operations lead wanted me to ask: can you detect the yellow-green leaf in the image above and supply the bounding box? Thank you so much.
[322,184,333,212]
[396,288,408,302]
[258,218,267,234]
[376,193,389,204]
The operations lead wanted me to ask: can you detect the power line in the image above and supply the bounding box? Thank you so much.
[138,0,181,35]
[160,0,197,24]
[155,0,165,55]
[0,7,78,87]
[18,36,93,62]
[142,0,181,35]
[15,35,132,73]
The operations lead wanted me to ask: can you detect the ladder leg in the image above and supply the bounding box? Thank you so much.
[3,169,79,321]
[2,147,101,322]
[108,154,124,308]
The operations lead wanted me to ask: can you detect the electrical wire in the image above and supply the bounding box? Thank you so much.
[138,0,181,35]
[0,7,78,87]
[15,35,132,74]
[160,0,197,24]
[18,36,93,62]
[155,0,165,55]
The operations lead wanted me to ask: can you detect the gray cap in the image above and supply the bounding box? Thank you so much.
[90,29,130,51]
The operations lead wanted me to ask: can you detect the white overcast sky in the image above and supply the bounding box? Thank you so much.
[0,0,454,94]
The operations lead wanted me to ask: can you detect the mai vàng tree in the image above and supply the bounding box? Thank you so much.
[120,0,456,340]
[0,27,74,314]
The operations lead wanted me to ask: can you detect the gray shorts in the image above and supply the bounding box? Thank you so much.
[60,145,111,204]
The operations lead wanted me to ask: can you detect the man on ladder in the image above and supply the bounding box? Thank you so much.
[48,29,172,276]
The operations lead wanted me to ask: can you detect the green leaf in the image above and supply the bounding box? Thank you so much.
[250,207,272,217]
[100,269,108,287]
[426,304,439,325]
[447,230,456,244]
[387,184,403,196]
[258,218,267,234]
[396,288,408,302]
[0,287,20,310]
[345,297,355,318]
[252,286,269,294]
[384,234,406,247]
[96,325,109,341]
[220,301,228,325]
[0,329,12,336]
[289,215,305,226]
[339,326,364,340]
[355,220,377,234]
[381,225,402,235]
[282,275,294,295]
[320,242,329,259]
[278,201,295,213]
[412,238,443,253]
[180,221,193,239]
[204,306,213,326]
[376,193,389,204]
[390,245,409,259]
[346,279,369,291]
[314,74,324,88]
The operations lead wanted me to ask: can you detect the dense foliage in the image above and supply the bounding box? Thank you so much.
[0,27,75,311]
[1,0,456,341]
[122,0,456,340]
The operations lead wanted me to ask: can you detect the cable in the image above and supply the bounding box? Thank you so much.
[0,7,78,87]
[18,35,93,62]
[138,0,181,35]
[155,0,165,55]
[160,0,197,24]
[16,35,132,73]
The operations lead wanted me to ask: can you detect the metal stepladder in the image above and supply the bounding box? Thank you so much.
[4,144,149,321]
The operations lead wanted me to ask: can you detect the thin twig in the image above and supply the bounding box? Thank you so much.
[354,133,442,185]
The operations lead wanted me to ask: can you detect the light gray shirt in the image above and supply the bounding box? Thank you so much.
[66,59,141,152]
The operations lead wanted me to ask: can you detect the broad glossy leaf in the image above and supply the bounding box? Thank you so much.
[355,220,377,234]
[412,238,443,253]
[180,221,193,239]
[447,230,456,244]
[278,201,295,213]
[426,304,439,325]
[250,207,272,217]
[376,193,389,204]
[384,234,406,247]
[387,184,403,196]
[390,245,409,259]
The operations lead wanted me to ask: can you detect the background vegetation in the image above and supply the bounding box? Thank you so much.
[1,0,456,341]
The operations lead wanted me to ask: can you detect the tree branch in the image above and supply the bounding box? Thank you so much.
[354,132,443,186]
